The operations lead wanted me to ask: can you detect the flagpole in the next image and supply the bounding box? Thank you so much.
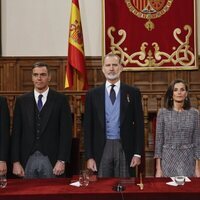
[65,0,88,138]
[73,70,78,138]
[73,94,77,138]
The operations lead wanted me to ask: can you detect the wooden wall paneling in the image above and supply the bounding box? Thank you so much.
[86,57,105,87]
[45,58,67,90]
[174,70,186,81]
[142,95,149,150]
[130,71,150,88]
[1,56,200,177]
[9,61,17,91]
[86,68,96,87]
[14,58,65,91]
[95,68,105,86]
[189,70,200,90]
[15,59,31,91]
[20,67,33,91]
[61,60,67,90]
[121,71,133,86]
[151,71,168,91]
[3,63,10,90]
[1,56,200,95]
[48,61,60,90]
[197,95,200,110]
[0,59,17,91]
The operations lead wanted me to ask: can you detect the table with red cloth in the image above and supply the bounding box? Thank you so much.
[0,177,199,200]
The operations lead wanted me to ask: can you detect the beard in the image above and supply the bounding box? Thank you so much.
[105,71,121,81]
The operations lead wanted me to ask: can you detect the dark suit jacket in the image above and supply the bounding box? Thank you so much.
[84,83,144,176]
[11,89,72,168]
[0,96,10,161]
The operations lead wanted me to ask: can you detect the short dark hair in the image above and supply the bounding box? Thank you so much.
[164,79,191,110]
[32,62,50,74]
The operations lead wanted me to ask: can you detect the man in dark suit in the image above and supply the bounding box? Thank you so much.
[0,96,10,175]
[84,54,144,177]
[11,62,72,178]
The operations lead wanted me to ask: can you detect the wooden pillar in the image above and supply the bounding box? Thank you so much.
[143,95,149,148]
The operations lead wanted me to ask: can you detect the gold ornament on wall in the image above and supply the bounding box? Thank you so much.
[107,25,195,69]
[125,0,174,31]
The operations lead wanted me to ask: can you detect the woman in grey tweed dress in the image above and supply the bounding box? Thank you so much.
[154,79,200,177]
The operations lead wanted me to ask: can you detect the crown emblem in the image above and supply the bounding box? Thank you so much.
[125,0,173,31]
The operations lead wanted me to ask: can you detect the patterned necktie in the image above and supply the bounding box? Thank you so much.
[110,85,116,104]
[37,94,43,112]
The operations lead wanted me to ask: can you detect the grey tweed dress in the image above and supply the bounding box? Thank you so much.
[154,108,200,177]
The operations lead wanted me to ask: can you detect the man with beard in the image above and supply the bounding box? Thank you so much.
[84,53,144,177]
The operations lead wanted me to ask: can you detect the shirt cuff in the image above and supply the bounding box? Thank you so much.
[134,154,141,158]
[58,160,65,164]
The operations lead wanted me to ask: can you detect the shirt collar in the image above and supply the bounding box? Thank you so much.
[105,80,120,96]
[34,87,49,100]
[106,80,120,88]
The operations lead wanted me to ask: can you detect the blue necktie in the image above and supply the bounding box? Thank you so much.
[110,85,116,104]
[37,94,43,112]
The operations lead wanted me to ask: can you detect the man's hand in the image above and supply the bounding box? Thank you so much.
[87,159,97,172]
[13,162,25,177]
[130,156,141,167]
[0,161,7,175]
[53,161,65,176]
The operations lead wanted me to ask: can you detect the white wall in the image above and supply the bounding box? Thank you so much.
[1,0,199,56]
[1,0,102,56]
[2,0,69,56]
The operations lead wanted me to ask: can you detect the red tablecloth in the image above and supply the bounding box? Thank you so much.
[0,177,199,200]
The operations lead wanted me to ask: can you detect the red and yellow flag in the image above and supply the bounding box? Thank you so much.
[65,0,88,90]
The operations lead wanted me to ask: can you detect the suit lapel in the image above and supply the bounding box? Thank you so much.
[120,83,129,125]
[40,89,54,134]
[26,92,35,133]
[97,85,105,129]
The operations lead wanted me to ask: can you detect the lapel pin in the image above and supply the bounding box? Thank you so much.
[127,94,130,102]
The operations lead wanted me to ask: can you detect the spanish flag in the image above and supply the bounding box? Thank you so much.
[65,0,88,90]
